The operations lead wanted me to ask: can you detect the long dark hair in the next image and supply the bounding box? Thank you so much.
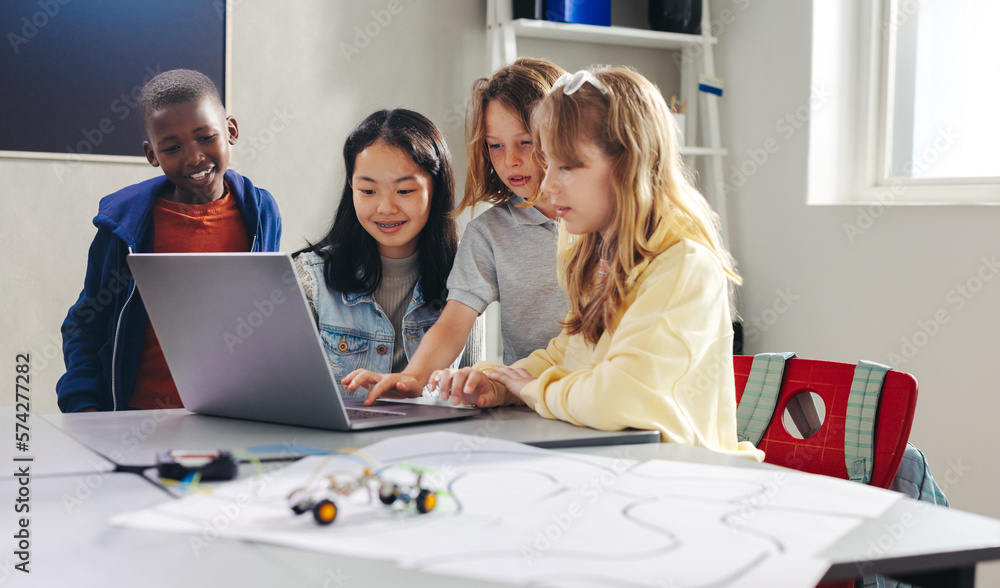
[297,109,457,305]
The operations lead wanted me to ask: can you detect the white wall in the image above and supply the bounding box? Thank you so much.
[714,1,1000,585]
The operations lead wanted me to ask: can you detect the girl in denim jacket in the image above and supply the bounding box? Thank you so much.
[293,109,458,398]
[345,58,571,406]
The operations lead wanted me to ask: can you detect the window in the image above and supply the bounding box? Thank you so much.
[808,0,1000,205]
[884,0,1000,181]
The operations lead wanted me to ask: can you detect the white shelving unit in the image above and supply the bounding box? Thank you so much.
[483,0,734,358]
[496,17,716,50]
[485,0,730,244]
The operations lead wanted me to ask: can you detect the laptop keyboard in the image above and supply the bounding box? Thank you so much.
[346,407,406,420]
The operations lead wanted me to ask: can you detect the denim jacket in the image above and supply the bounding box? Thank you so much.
[296,252,453,398]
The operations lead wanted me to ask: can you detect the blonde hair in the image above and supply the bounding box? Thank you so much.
[532,66,740,344]
[457,58,565,214]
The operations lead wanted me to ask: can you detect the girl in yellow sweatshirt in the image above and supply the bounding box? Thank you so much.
[431,67,764,461]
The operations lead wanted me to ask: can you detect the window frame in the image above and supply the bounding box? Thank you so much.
[810,0,1000,206]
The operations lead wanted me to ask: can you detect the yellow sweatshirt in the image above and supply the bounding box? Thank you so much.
[487,238,764,462]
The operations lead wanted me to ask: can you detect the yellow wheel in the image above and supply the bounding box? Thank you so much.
[416,489,436,514]
[313,499,338,525]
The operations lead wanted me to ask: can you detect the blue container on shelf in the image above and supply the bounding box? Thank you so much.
[545,0,611,26]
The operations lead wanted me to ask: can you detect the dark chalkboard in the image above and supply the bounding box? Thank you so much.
[0,0,227,159]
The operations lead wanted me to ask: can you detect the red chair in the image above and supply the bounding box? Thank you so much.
[734,354,916,487]
[733,354,919,588]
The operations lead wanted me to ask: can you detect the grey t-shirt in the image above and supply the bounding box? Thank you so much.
[447,196,569,364]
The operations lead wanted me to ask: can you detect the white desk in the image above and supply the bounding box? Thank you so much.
[19,412,1000,587]
[0,408,113,478]
[40,407,659,467]
[0,473,310,587]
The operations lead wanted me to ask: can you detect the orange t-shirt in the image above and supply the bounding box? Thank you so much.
[128,185,250,410]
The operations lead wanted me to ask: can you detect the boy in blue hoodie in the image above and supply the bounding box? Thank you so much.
[57,69,282,413]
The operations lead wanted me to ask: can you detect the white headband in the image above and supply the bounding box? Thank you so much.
[551,70,609,96]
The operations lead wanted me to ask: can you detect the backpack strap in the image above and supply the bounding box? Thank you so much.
[845,360,890,485]
[736,352,796,445]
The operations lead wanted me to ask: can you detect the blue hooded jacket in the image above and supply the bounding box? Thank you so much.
[56,169,282,412]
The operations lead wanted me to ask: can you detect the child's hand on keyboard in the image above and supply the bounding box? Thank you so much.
[341,370,423,406]
[429,367,499,407]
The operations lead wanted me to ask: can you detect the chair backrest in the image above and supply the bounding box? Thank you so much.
[734,355,918,489]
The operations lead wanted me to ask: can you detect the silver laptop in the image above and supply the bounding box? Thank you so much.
[126,252,481,430]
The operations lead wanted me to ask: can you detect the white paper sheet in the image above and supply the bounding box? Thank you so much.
[114,432,900,587]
